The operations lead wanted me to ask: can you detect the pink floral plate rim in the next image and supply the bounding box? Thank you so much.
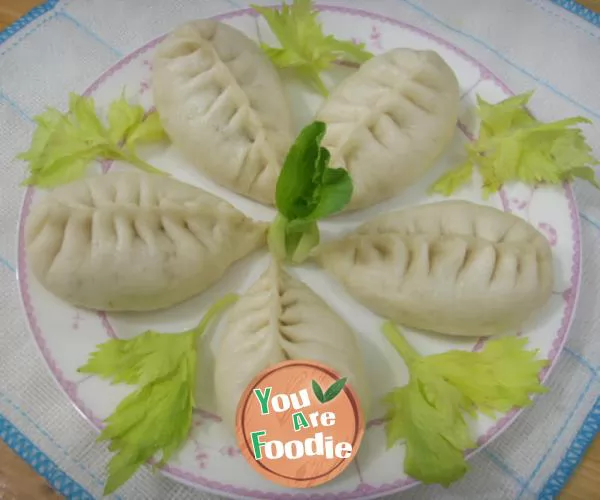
[16,4,582,500]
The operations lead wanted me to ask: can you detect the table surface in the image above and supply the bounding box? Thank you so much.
[1,0,599,499]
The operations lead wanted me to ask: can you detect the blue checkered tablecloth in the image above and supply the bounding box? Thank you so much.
[0,1,598,498]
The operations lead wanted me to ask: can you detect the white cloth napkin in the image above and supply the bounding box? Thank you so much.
[0,1,599,499]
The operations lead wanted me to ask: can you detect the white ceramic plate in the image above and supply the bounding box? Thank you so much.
[17,5,581,500]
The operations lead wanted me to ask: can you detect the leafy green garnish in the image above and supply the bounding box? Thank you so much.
[312,377,348,403]
[267,121,352,263]
[252,0,373,95]
[18,92,167,188]
[430,91,600,198]
[78,294,238,495]
[382,322,548,487]
[100,361,194,495]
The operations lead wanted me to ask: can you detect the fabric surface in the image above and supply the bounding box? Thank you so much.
[0,1,599,499]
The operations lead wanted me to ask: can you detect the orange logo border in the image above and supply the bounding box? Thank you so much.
[235,360,365,489]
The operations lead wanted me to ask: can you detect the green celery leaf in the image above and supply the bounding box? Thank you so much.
[67,93,108,143]
[16,108,64,171]
[382,322,548,487]
[431,91,600,196]
[424,337,549,417]
[78,331,195,386]
[22,153,98,188]
[428,160,474,196]
[80,294,238,495]
[252,0,372,95]
[107,94,145,144]
[78,294,238,387]
[100,358,195,495]
[125,111,168,149]
[17,91,168,188]
[384,373,474,487]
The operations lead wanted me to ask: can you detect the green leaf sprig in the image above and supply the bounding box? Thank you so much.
[382,321,548,487]
[430,91,600,198]
[252,0,373,96]
[18,92,168,188]
[78,294,238,495]
[311,377,347,403]
[268,120,353,264]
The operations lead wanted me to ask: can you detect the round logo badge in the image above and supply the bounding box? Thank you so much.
[235,360,365,488]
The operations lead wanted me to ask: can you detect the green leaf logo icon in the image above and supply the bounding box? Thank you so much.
[312,380,325,403]
[311,377,347,404]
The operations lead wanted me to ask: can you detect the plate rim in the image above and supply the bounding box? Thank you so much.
[15,4,583,499]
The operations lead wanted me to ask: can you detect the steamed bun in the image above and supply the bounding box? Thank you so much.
[152,20,294,205]
[316,201,554,337]
[214,261,370,432]
[25,171,267,312]
[315,48,460,211]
